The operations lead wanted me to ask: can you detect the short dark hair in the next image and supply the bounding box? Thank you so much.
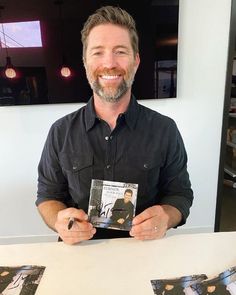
[124,189,133,196]
[81,6,139,59]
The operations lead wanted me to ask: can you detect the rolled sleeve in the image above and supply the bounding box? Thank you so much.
[36,125,70,206]
[159,121,193,225]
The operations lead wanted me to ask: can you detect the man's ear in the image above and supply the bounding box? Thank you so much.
[134,53,140,71]
[82,56,86,69]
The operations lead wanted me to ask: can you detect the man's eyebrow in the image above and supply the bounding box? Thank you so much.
[113,45,130,50]
[89,45,130,51]
[89,46,104,51]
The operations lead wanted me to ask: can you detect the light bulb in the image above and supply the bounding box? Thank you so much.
[60,66,71,78]
[5,67,16,79]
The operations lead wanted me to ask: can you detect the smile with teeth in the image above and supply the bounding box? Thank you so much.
[100,75,120,80]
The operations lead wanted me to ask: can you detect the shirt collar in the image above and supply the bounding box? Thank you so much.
[123,95,139,130]
[84,97,97,132]
[84,95,140,132]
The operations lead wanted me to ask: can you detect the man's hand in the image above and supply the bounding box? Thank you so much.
[55,208,96,245]
[129,205,182,240]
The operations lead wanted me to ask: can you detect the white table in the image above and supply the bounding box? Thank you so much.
[1,232,236,294]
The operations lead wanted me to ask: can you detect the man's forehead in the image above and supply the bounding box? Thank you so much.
[87,23,131,45]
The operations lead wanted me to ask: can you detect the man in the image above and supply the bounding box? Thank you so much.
[110,189,134,229]
[162,284,185,295]
[193,280,231,295]
[151,282,185,295]
[36,6,193,244]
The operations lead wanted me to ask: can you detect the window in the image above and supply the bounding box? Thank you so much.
[0,21,42,48]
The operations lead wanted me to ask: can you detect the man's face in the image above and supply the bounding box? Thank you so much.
[207,285,216,293]
[84,23,140,103]
[165,284,174,291]
[124,192,132,203]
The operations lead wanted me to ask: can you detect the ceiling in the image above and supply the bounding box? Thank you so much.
[0,0,95,22]
[0,0,177,23]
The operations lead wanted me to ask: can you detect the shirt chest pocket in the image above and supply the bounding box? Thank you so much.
[59,152,94,191]
[116,153,161,196]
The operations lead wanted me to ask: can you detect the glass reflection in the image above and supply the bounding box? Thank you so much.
[0,0,179,106]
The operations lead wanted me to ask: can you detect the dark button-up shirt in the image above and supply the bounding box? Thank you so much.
[36,96,193,239]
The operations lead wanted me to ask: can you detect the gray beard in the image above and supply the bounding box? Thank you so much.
[90,77,134,103]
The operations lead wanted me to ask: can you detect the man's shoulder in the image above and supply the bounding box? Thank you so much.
[138,103,176,127]
[52,105,86,129]
[45,105,88,142]
[114,198,124,205]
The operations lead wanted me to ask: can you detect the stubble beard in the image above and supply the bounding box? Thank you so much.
[86,65,136,103]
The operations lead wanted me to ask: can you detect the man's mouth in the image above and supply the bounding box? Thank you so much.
[95,68,125,81]
[100,75,120,80]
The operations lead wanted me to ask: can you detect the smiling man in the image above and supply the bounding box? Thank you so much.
[84,24,139,105]
[110,189,134,228]
[36,6,193,244]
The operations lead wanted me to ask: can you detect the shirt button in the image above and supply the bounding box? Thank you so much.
[105,136,109,141]
[106,165,111,169]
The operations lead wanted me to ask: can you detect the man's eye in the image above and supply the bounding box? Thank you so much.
[115,50,126,55]
[93,52,102,56]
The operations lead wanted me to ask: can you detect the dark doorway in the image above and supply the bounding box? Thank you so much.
[215,0,236,232]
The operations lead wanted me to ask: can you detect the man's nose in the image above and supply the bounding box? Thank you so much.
[102,52,118,68]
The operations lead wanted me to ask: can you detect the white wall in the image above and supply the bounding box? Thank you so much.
[0,0,231,244]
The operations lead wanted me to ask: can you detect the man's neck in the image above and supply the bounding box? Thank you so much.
[93,91,131,130]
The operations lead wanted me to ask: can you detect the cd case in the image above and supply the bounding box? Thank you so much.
[88,179,138,231]
[150,266,236,295]
[0,265,45,295]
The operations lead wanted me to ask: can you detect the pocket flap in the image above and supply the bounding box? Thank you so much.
[126,154,161,171]
[59,152,93,172]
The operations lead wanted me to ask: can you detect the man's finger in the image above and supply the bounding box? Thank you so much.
[130,218,154,235]
[58,208,88,221]
[68,220,93,231]
[132,206,160,225]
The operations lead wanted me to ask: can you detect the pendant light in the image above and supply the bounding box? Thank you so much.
[5,56,16,79]
[0,5,17,79]
[54,0,72,78]
[60,54,71,78]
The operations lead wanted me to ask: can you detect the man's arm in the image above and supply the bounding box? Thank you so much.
[124,202,134,222]
[129,119,193,241]
[161,204,182,228]
[37,200,67,232]
[36,126,95,244]
[37,200,96,244]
